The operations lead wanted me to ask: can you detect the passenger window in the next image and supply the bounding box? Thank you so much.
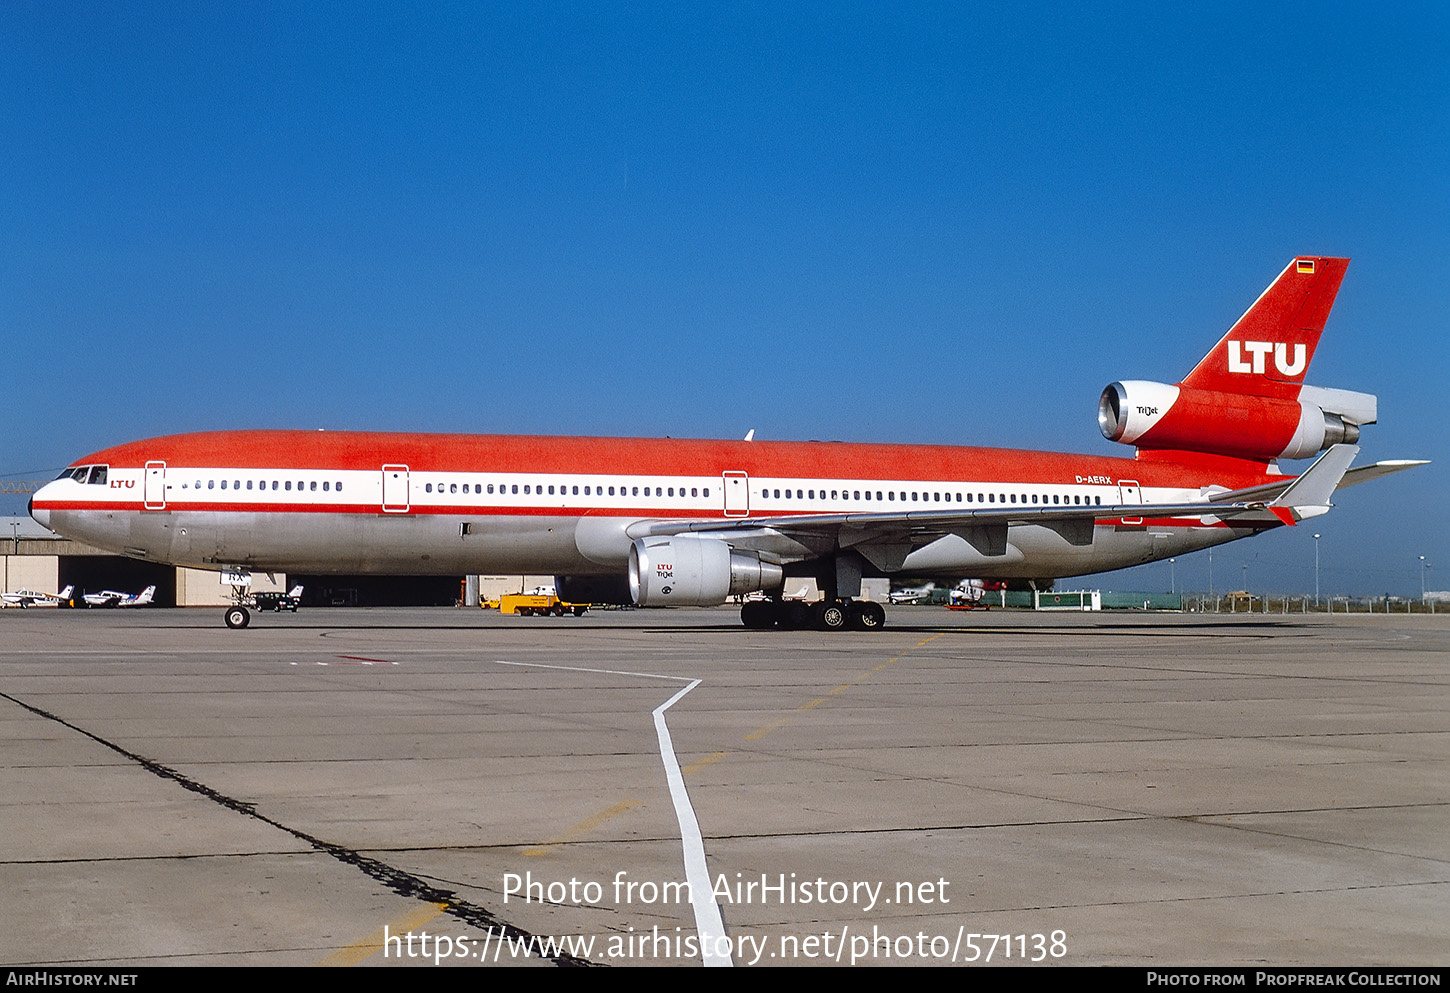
[285,481,291,491]
[209,480,216,490]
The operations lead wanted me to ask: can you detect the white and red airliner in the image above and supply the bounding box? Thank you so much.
[30,257,1423,630]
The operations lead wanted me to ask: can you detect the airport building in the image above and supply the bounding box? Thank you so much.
[0,516,556,608]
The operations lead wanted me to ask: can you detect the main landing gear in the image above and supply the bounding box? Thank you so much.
[740,598,886,632]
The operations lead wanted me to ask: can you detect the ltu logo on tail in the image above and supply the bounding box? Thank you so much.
[1228,341,1307,376]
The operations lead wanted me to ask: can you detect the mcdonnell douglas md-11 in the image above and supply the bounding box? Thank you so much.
[29,257,1425,630]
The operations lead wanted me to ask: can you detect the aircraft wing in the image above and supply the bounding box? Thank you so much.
[637,500,1269,570]
[637,444,1367,569]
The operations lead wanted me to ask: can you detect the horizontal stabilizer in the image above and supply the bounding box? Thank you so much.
[1336,459,1430,490]
[1267,443,1358,513]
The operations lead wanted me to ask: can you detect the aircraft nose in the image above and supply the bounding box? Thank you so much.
[29,493,49,530]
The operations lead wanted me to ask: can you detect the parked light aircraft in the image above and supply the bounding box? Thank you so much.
[1,585,74,608]
[81,585,156,609]
[888,583,937,605]
[30,257,1424,630]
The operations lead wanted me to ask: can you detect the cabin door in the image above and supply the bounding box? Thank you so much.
[722,471,750,517]
[381,465,410,513]
[144,461,167,510]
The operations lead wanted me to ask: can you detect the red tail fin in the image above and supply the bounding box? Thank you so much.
[1180,257,1348,399]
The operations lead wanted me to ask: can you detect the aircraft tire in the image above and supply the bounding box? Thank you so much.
[740,601,775,629]
[849,601,886,630]
[812,600,849,632]
[224,606,250,629]
[779,601,813,630]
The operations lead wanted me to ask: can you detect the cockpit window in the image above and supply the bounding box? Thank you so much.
[88,466,107,485]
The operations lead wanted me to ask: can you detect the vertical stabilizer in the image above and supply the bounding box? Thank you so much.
[1180,257,1348,399]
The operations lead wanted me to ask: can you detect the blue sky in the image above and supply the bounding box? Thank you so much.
[3,3,1445,596]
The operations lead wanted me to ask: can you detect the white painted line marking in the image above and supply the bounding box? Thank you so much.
[492,660,732,967]
[653,678,731,967]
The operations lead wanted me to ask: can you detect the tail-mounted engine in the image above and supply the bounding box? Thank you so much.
[1099,380,1374,462]
[629,535,783,607]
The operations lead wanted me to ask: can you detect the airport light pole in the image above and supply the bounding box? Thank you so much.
[1314,534,1321,606]
[1169,558,1176,595]
[1421,556,1430,599]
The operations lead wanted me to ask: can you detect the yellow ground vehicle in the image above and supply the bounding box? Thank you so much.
[498,593,588,617]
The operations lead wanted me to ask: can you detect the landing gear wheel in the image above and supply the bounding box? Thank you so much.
[849,601,886,630]
[224,606,250,629]
[741,601,775,629]
[812,600,849,632]
[780,601,813,630]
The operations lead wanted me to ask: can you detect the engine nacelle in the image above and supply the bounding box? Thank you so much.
[1099,380,1362,461]
[628,535,784,607]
